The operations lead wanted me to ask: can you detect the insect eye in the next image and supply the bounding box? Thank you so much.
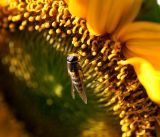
[67,55,78,62]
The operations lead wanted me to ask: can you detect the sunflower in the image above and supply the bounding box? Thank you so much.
[66,0,160,105]
[0,0,160,137]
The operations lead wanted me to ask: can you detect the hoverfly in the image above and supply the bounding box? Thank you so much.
[67,53,87,104]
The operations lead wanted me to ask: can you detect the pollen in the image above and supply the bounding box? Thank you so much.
[28,16,34,22]
[0,0,160,136]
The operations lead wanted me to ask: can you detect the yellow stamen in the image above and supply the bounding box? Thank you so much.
[120,58,160,105]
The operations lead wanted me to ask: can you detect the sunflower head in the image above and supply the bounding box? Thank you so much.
[0,0,160,137]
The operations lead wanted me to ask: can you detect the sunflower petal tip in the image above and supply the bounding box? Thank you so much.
[124,57,160,105]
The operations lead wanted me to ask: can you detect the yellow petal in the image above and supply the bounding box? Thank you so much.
[114,0,142,33]
[120,57,160,105]
[87,0,142,35]
[0,0,9,6]
[107,0,142,34]
[67,0,142,35]
[123,43,160,70]
[86,0,112,35]
[116,22,160,69]
[66,0,89,18]
[115,22,160,41]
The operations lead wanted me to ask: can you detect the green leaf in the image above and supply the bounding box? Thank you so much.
[136,0,160,22]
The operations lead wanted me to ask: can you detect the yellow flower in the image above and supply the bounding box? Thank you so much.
[66,0,160,105]
[67,0,142,35]
[0,0,9,6]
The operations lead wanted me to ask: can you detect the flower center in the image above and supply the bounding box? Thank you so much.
[1,0,160,136]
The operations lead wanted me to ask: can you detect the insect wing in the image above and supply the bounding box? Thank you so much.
[67,66,76,100]
[76,69,87,104]
[70,78,76,99]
